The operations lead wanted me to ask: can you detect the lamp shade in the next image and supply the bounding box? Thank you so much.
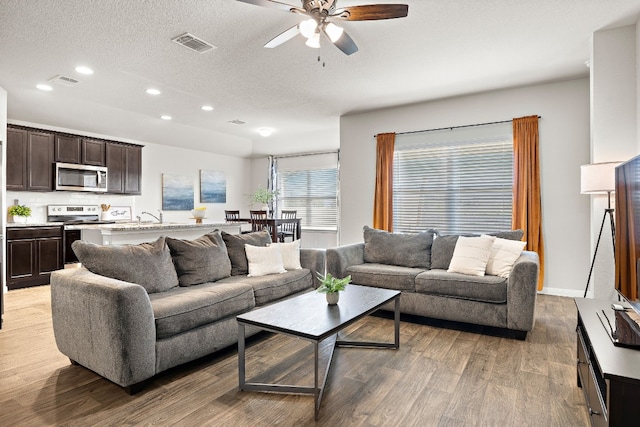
[580,162,622,194]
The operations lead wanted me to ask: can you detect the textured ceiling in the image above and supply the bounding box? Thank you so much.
[1,0,639,157]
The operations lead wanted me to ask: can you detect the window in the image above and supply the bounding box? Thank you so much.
[274,152,339,230]
[393,122,513,234]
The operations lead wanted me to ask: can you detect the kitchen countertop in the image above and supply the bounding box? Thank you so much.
[64,221,238,231]
[7,222,64,227]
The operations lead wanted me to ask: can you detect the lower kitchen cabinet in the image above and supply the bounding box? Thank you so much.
[6,226,63,290]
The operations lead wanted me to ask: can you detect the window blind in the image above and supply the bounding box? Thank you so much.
[393,122,513,235]
[275,152,339,230]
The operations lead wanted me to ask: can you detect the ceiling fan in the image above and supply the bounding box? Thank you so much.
[237,0,409,55]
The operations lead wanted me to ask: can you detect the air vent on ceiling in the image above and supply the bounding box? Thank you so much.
[227,119,246,125]
[48,75,80,87]
[172,32,216,54]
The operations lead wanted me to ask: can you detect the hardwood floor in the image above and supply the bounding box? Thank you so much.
[0,286,589,426]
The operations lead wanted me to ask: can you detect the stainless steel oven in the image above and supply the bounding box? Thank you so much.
[55,162,108,192]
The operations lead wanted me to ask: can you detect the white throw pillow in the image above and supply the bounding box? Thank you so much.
[447,235,496,276]
[269,240,302,270]
[244,244,286,277]
[485,237,527,278]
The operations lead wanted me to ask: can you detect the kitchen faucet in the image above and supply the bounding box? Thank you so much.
[141,210,163,223]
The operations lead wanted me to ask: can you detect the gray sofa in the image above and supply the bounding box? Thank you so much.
[50,230,325,392]
[326,226,539,339]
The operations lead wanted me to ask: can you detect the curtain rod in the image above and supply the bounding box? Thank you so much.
[373,116,542,138]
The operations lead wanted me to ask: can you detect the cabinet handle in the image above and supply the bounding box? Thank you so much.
[589,408,601,416]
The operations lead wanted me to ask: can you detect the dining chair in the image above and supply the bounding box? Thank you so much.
[249,210,269,233]
[225,210,240,222]
[278,210,297,242]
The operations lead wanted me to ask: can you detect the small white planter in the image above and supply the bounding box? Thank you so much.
[326,292,339,305]
[12,215,28,223]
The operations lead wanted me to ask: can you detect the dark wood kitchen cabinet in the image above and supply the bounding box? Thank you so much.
[7,127,54,191]
[106,142,141,194]
[6,226,63,290]
[55,135,105,166]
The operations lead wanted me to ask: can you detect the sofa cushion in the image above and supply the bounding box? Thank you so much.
[72,236,179,294]
[245,244,286,277]
[269,240,302,270]
[149,281,255,340]
[166,231,231,286]
[218,269,313,306]
[363,225,437,269]
[486,238,527,278]
[415,269,507,303]
[431,229,524,270]
[346,263,425,291]
[447,235,496,276]
[221,230,272,276]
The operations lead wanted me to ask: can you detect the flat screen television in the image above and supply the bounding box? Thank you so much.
[615,154,640,311]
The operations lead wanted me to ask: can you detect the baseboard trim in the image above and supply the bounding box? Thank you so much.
[538,287,585,298]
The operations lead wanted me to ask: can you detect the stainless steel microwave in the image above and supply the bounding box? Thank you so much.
[55,162,108,192]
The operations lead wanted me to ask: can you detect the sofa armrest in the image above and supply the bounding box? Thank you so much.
[326,243,365,279]
[300,248,327,289]
[506,250,540,332]
[50,268,156,387]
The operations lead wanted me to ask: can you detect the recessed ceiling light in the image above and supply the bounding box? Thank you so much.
[75,66,94,75]
[258,128,273,137]
[146,88,161,95]
[201,105,214,111]
[161,115,172,120]
[36,84,53,91]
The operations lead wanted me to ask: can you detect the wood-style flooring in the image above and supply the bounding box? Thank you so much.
[0,286,589,426]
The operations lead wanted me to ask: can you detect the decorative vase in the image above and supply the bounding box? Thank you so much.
[326,292,339,305]
[12,215,27,224]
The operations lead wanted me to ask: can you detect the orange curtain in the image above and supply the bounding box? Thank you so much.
[615,162,637,301]
[512,116,545,290]
[373,133,395,231]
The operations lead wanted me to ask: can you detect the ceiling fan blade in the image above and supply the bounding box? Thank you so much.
[332,4,408,21]
[265,25,301,48]
[326,28,358,55]
[236,0,301,13]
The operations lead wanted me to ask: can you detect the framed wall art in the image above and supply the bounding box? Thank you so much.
[200,170,226,203]
[162,174,194,210]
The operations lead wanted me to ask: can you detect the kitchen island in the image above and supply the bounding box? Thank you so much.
[71,222,242,246]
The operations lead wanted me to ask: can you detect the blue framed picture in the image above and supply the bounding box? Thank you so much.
[200,170,226,203]
[162,174,194,211]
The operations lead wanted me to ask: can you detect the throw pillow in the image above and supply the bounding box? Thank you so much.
[221,230,272,275]
[485,237,527,278]
[269,240,302,270]
[431,229,524,270]
[166,231,231,286]
[363,226,437,269]
[72,236,179,293]
[447,235,496,276]
[244,244,287,277]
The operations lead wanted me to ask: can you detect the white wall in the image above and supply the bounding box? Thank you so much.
[340,78,591,297]
[5,121,252,225]
[590,25,638,300]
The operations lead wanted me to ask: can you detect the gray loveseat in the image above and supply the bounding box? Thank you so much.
[50,230,325,392]
[326,226,539,339]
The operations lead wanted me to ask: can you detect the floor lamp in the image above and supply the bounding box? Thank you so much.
[581,162,621,298]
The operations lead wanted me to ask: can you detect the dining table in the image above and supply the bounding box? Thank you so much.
[237,217,301,243]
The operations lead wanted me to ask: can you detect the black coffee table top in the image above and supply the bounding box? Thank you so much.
[237,284,400,341]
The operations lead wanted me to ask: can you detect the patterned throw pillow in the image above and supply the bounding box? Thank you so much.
[447,235,496,276]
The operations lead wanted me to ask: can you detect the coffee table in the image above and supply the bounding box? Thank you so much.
[237,284,400,420]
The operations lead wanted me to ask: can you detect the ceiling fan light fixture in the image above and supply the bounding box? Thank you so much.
[305,32,321,48]
[324,22,344,42]
[299,18,318,38]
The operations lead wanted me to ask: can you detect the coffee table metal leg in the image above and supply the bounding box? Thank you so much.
[314,342,320,420]
[238,323,245,389]
[395,297,400,349]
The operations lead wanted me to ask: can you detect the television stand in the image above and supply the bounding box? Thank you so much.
[575,298,640,426]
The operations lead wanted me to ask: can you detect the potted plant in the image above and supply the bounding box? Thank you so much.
[246,186,279,215]
[316,272,351,305]
[8,204,32,223]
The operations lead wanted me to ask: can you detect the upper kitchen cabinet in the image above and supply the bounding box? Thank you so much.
[7,126,54,191]
[55,135,105,166]
[106,142,142,194]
